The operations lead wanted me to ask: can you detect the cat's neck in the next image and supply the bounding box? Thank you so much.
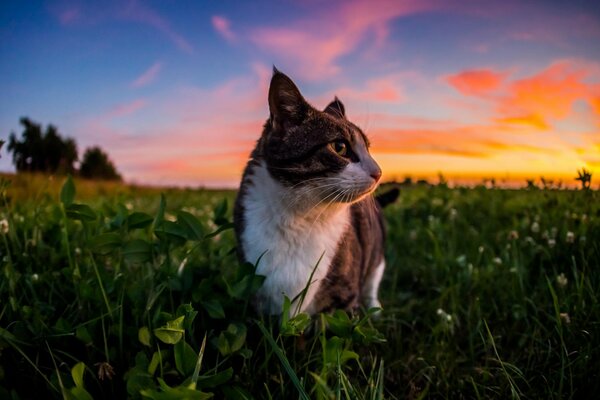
[240,160,351,314]
[246,159,349,225]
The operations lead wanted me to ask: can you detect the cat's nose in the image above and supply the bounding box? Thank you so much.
[370,168,382,182]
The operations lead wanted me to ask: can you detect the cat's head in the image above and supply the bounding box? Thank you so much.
[259,69,381,205]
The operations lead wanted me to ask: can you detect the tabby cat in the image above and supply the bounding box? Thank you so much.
[234,69,395,315]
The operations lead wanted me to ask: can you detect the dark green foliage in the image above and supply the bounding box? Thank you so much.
[0,177,598,399]
[79,146,122,181]
[7,117,78,173]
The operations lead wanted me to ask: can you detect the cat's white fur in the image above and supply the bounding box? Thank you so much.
[241,161,355,315]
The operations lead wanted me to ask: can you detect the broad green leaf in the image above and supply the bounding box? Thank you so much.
[323,336,358,367]
[196,368,233,389]
[88,232,122,255]
[152,194,166,229]
[71,362,86,388]
[141,378,213,400]
[70,387,94,400]
[154,316,185,345]
[201,299,225,319]
[213,198,228,225]
[177,211,204,241]
[174,340,197,376]
[127,212,154,230]
[228,274,265,300]
[123,239,152,263]
[60,175,75,206]
[148,350,170,376]
[204,222,235,239]
[324,310,353,338]
[281,312,311,336]
[138,327,151,347]
[66,203,97,221]
[353,325,386,344]
[217,323,246,356]
[221,385,253,400]
[154,220,189,244]
[75,326,93,345]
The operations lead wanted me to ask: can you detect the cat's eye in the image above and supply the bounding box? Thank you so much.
[330,141,348,157]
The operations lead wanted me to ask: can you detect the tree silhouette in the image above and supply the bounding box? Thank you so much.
[79,146,122,181]
[7,117,77,173]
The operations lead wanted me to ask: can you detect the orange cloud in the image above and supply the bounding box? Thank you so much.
[446,69,507,96]
[495,114,549,130]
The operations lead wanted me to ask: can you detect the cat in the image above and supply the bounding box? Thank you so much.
[234,69,396,316]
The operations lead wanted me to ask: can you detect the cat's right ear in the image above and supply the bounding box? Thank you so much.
[268,69,309,130]
[324,96,346,119]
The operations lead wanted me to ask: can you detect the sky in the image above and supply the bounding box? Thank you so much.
[1,0,600,187]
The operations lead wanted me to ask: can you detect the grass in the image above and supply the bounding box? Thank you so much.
[0,173,598,399]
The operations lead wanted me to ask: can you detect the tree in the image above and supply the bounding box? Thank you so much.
[79,146,122,181]
[7,117,78,173]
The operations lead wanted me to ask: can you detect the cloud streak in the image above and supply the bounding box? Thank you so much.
[212,15,236,42]
[131,62,163,88]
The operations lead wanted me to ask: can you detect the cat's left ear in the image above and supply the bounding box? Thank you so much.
[269,69,309,130]
[324,97,346,119]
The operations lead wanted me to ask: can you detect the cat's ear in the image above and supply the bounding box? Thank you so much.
[268,69,309,130]
[324,96,346,119]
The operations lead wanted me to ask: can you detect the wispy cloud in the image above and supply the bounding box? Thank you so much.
[119,0,194,54]
[446,69,507,96]
[212,15,236,42]
[50,1,194,53]
[248,0,443,80]
[58,7,80,25]
[131,62,163,88]
[106,98,147,118]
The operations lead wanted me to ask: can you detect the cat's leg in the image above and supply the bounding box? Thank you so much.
[362,259,385,310]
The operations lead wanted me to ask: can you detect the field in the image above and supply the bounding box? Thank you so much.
[0,173,598,399]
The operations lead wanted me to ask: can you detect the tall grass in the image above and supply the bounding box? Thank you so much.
[0,174,598,399]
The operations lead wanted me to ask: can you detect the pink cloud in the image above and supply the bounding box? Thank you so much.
[58,8,80,25]
[106,99,147,118]
[118,0,194,54]
[212,15,236,42]
[131,62,163,88]
[249,0,442,80]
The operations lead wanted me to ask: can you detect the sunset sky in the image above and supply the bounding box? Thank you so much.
[1,0,599,187]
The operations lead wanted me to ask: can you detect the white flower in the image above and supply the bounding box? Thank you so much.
[125,202,133,210]
[32,273,39,282]
[409,229,418,241]
[492,257,502,266]
[478,246,484,254]
[556,273,568,287]
[548,238,556,248]
[0,219,8,234]
[75,247,82,256]
[531,222,540,233]
[508,230,519,240]
[525,236,535,245]
[560,312,571,324]
[566,231,575,243]
[449,208,457,220]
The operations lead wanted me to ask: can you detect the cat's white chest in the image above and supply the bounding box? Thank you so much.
[240,162,349,315]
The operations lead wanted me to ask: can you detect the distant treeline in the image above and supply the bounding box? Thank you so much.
[6,117,121,181]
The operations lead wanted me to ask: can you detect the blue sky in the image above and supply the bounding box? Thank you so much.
[2,0,600,186]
